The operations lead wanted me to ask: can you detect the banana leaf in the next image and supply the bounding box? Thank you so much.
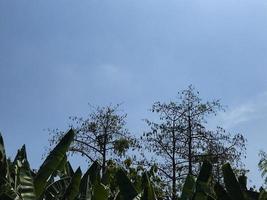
[140,172,157,200]
[181,174,195,200]
[15,145,36,200]
[79,162,100,200]
[34,129,75,198]
[222,163,245,200]
[44,177,71,200]
[116,168,138,200]
[61,167,82,200]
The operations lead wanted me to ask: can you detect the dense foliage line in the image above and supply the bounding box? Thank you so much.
[0,130,266,200]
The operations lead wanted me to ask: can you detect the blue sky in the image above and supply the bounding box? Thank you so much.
[0,0,267,187]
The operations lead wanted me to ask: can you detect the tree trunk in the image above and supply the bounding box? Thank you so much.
[102,113,109,175]
[172,122,176,200]
[188,115,193,175]
[102,131,107,174]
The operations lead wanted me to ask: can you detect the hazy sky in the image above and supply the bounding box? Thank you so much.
[1,0,267,187]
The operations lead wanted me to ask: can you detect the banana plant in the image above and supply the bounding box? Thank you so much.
[180,175,195,200]
[14,145,36,200]
[2,128,267,200]
[116,168,138,200]
[0,133,16,200]
[215,163,258,200]
[0,129,75,200]
[80,161,108,200]
[140,172,157,200]
[62,167,82,200]
[221,163,246,200]
[34,129,75,198]
[179,160,214,200]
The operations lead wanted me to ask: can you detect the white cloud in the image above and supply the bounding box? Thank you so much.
[219,103,255,128]
[212,92,267,129]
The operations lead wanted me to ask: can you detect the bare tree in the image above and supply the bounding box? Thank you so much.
[142,100,186,200]
[48,104,137,173]
[142,85,246,200]
[203,127,246,183]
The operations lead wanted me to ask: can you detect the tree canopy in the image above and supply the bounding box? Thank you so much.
[141,86,246,200]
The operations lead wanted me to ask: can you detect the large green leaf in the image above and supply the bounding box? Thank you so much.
[44,177,71,200]
[61,167,82,200]
[65,161,74,178]
[181,175,195,200]
[87,161,101,185]
[79,174,91,200]
[0,182,18,200]
[34,129,75,198]
[259,189,267,200]
[196,161,212,184]
[0,134,18,200]
[140,172,157,200]
[0,133,9,185]
[15,145,36,200]
[238,175,247,191]
[51,154,68,179]
[222,163,245,200]
[193,193,208,200]
[79,162,99,200]
[214,183,231,200]
[92,183,109,200]
[116,168,138,200]
[193,161,212,200]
